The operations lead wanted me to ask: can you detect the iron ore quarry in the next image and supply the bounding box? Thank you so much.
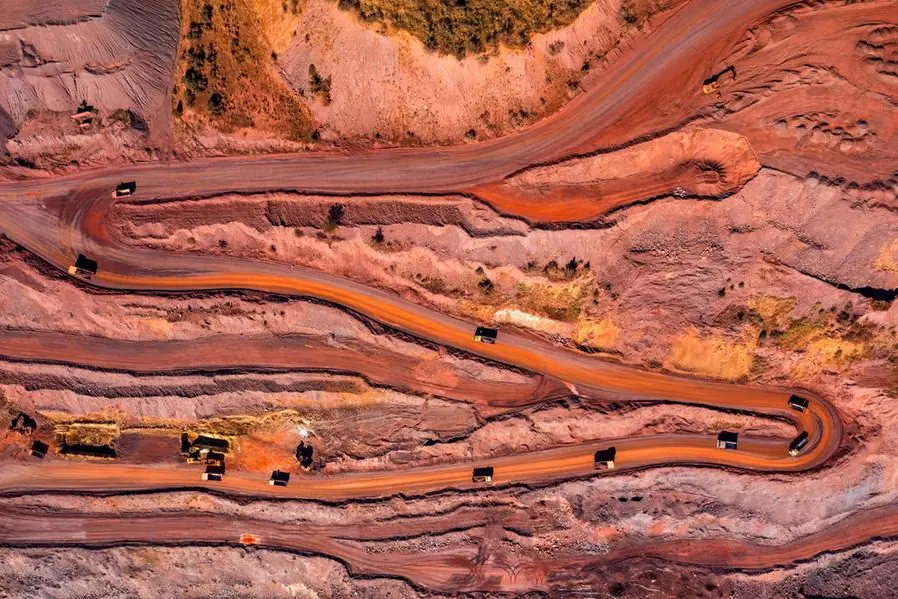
[1,0,898,597]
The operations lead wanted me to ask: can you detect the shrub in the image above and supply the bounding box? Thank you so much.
[548,40,565,55]
[372,227,385,244]
[478,277,495,295]
[208,91,226,116]
[109,108,148,133]
[308,64,332,105]
[183,67,208,94]
[187,22,204,40]
[620,1,638,24]
[325,203,345,230]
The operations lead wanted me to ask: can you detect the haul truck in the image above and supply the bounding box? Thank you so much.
[594,447,617,470]
[474,327,498,344]
[112,181,137,198]
[67,254,98,278]
[472,466,494,484]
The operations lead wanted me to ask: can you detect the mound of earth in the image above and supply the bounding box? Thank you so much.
[473,127,760,222]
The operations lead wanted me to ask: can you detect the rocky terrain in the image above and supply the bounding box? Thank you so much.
[0,0,897,597]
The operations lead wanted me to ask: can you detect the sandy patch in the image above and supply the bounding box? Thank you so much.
[665,328,757,382]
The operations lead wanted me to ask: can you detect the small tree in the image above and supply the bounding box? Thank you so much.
[324,203,345,231]
[620,1,638,25]
[478,277,494,295]
[208,91,226,117]
[372,227,385,244]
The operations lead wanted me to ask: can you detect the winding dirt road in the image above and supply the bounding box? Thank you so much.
[0,0,887,591]
[0,0,841,512]
[0,0,798,209]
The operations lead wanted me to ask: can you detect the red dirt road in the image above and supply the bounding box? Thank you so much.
[0,0,821,212]
[0,329,569,413]
[0,0,891,590]
[4,502,898,594]
[0,0,844,506]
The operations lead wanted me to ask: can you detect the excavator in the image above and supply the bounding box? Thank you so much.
[702,65,736,97]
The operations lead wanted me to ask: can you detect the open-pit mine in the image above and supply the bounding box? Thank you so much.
[1,0,898,597]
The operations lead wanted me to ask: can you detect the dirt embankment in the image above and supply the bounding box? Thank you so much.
[279,0,684,144]
[105,168,898,372]
[708,1,898,187]
[170,0,315,145]
[0,0,106,30]
[473,127,761,222]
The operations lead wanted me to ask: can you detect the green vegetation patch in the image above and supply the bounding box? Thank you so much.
[337,0,593,58]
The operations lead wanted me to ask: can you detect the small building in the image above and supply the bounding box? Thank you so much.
[472,466,494,483]
[788,395,809,413]
[473,327,498,344]
[269,470,290,487]
[202,463,225,481]
[716,431,738,450]
[31,440,49,459]
[788,431,809,456]
[9,412,37,434]
[70,103,93,127]
[112,181,137,198]
[594,447,616,470]
[67,254,98,278]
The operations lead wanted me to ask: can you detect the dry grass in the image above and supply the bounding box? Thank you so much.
[874,239,898,273]
[58,423,121,447]
[777,318,829,351]
[619,0,670,26]
[254,0,302,54]
[515,278,590,322]
[748,295,796,333]
[666,328,757,381]
[574,317,620,351]
[173,0,314,141]
[792,338,866,379]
